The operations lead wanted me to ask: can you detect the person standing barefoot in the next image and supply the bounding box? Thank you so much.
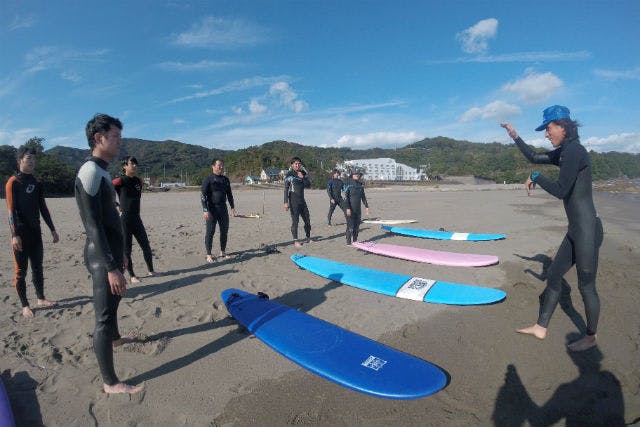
[76,114,143,394]
[501,105,603,352]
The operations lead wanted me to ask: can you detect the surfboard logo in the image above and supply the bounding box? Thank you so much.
[361,355,387,371]
[396,277,436,301]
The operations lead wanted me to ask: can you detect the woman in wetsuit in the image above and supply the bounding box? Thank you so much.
[501,105,603,352]
[284,157,311,248]
[344,169,370,245]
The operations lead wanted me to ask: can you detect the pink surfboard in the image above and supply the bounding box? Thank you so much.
[351,241,498,267]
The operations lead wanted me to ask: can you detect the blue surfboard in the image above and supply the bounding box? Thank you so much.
[382,225,505,241]
[0,377,15,427]
[291,255,506,305]
[222,288,448,399]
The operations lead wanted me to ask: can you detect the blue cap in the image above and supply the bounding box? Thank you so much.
[535,105,571,131]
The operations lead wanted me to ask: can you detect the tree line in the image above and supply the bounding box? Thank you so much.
[1,136,638,197]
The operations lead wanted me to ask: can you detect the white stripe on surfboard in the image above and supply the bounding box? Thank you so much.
[395,277,437,301]
[450,232,470,240]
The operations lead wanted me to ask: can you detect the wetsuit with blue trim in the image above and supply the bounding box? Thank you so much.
[5,172,56,308]
[284,169,311,241]
[515,135,603,336]
[326,176,346,226]
[344,179,368,244]
[75,156,125,386]
[113,175,154,277]
[201,173,235,256]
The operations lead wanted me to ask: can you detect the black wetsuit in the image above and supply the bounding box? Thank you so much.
[344,179,368,244]
[75,157,125,386]
[284,169,311,241]
[201,173,235,255]
[515,136,603,335]
[113,175,154,277]
[5,173,56,307]
[326,177,346,225]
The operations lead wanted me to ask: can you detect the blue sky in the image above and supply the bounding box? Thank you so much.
[1,0,639,153]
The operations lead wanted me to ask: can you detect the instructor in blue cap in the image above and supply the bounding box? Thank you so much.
[501,105,603,352]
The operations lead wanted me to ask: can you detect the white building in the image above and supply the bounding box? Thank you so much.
[338,158,423,181]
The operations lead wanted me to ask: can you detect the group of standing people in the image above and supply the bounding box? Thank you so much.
[5,105,602,396]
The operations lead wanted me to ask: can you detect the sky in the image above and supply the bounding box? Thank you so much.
[1,0,639,153]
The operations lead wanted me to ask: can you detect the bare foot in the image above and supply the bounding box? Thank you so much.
[219,253,232,260]
[147,271,157,277]
[306,237,312,244]
[22,306,34,318]
[294,241,303,248]
[113,331,138,348]
[130,276,141,284]
[206,255,215,264]
[516,324,547,340]
[37,299,57,307]
[568,334,597,351]
[103,382,144,394]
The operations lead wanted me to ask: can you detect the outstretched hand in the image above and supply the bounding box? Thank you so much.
[500,122,519,140]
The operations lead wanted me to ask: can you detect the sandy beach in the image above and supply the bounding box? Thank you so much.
[1,184,638,426]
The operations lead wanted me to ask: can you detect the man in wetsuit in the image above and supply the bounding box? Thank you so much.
[75,113,143,394]
[501,105,603,352]
[284,157,311,248]
[201,158,236,263]
[5,146,59,318]
[113,156,155,283]
[344,169,370,245]
[326,169,346,227]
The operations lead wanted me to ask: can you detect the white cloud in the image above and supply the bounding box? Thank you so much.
[269,82,308,113]
[248,99,268,114]
[334,131,423,148]
[157,60,239,71]
[0,127,42,147]
[594,67,640,81]
[173,118,186,124]
[8,14,37,31]
[456,18,498,54]
[434,50,591,64]
[583,133,640,153]
[459,100,521,122]
[501,71,563,104]
[166,75,286,104]
[170,16,269,49]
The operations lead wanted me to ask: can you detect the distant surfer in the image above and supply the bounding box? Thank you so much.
[112,156,156,283]
[201,158,237,263]
[344,168,369,245]
[5,146,59,318]
[76,113,143,394]
[501,105,603,352]
[284,157,311,248]
[326,169,347,226]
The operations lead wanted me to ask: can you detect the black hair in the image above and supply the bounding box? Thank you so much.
[85,113,122,148]
[121,156,138,171]
[290,156,303,165]
[211,158,223,166]
[332,168,339,174]
[554,118,581,140]
[16,146,36,161]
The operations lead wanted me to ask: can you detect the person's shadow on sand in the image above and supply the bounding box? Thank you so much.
[514,253,587,334]
[492,333,628,427]
[1,369,43,427]
[126,280,341,386]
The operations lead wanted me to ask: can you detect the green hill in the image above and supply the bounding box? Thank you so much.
[1,135,638,196]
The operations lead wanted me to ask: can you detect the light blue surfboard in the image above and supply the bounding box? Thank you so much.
[222,288,448,399]
[291,254,506,305]
[382,225,506,241]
